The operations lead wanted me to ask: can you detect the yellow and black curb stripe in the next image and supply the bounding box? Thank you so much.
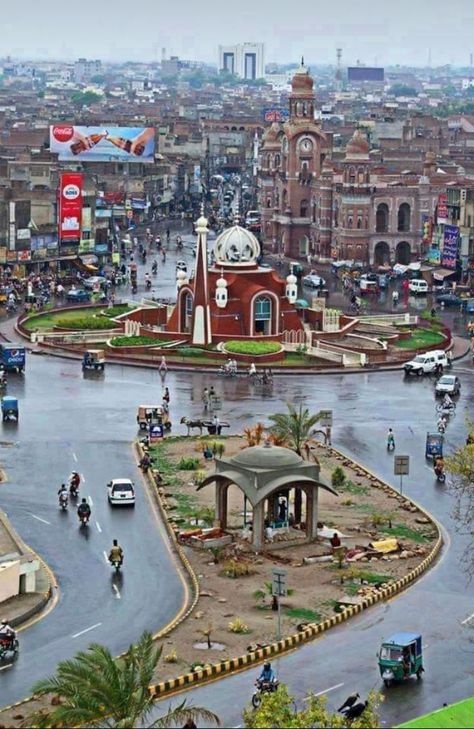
[147,441,443,700]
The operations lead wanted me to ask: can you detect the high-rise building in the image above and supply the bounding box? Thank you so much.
[218,43,264,80]
[74,58,102,84]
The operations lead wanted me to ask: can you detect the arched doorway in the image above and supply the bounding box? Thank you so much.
[180,291,193,332]
[299,235,309,256]
[374,241,390,266]
[253,295,273,335]
[396,241,411,264]
[398,203,411,232]
[376,203,389,233]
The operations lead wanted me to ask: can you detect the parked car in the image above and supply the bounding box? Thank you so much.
[436,292,463,307]
[404,350,449,376]
[435,374,461,396]
[409,279,429,295]
[107,478,136,506]
[66,289,91,303]
[360,279,379,295]
[302,273,326,288]
[83,276,107,290]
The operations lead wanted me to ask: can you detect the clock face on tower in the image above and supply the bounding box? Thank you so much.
[299,138,313,154]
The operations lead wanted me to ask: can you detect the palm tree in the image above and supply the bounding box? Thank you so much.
[268,403,323,522]
[26,631,220,728]
[268,402,322,457]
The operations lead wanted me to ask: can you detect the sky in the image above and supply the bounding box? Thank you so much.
[3,0,474,67]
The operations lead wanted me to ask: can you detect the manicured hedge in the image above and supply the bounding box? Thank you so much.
[224,340,281,355]
[110,335,162,347]
[56,316,117,330]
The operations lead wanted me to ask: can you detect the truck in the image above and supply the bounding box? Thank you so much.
[0,344,26,373]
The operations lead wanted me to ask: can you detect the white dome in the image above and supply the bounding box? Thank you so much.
[176,269,187,280]
[286,274,297,285]
[216,276,228,288]
[213,225,260,265]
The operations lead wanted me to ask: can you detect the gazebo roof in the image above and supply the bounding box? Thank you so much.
[198,443,337,506]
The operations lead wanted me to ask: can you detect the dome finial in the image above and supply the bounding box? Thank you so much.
[301,55,305,67]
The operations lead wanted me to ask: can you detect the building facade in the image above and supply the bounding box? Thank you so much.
[218,43,265,80]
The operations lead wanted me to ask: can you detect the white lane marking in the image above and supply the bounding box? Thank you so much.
[95,521,102,533]
[112,584,121,600]
[314,682,345,697]
[0,664,13,672]
[81,474,86,483]
[88,496,93,507]
[29,513,51,525]
[103,550,109,565]
[72,453,78,462]
[72,622,102,639]
[462,613,474,625]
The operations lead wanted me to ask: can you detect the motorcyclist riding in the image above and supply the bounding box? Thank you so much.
[58,484,68,508]
[139,452,152,471]
[443,394,454,409]
[108,539,124,567]
[387,428,395,450]
[437,415,447,433]
[434,455,445,478]
[0,620,16,649]
[77,498,91,524]
[152,260,158,274]
[249,362,257,377]
[69,472,80,496]
[257,662,276,685]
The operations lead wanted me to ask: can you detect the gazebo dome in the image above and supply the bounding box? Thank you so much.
[231,444,303,469]
[213,224,260,264]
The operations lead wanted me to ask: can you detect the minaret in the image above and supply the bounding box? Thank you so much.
[191,209,212,345]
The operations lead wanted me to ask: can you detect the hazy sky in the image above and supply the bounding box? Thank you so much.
[3,0,474,67]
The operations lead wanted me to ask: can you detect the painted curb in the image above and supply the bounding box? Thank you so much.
[146,442,443,700]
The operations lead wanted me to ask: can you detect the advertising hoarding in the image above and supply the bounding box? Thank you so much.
[442,225,459,269]
[437,193,448,224]
[59,172,83,243]
[50,125,155,162]
[263,108,290,123]
[348,67,384,82]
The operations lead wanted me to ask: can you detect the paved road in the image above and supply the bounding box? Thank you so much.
[0,357,186,705]
[1,317,473,720]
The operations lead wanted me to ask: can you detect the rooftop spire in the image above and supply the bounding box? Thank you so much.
[301,55,304,67]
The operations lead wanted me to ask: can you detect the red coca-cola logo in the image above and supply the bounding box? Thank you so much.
[52,125,74,143]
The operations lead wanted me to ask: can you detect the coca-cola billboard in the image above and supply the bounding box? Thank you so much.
[59,172,83,243]
[50,125,155,162]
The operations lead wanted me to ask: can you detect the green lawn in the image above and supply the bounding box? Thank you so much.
[23,307,106,331]
[394,328,445,350]
[398,697,474,728]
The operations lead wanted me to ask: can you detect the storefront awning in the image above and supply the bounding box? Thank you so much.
[433,268,456,280]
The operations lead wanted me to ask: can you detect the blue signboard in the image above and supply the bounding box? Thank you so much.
[442,225,459,269]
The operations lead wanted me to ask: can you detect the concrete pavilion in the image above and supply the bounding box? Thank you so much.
[197,442,338,550]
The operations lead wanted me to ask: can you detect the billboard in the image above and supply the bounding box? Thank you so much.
[59,172,83,243]
[437,193,448,224]
[263,108,290,123]
[442,225,459,269]
[348,67,384,82]
[50,125,155,162]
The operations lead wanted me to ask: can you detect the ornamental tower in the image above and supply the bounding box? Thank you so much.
[191,212,212,345]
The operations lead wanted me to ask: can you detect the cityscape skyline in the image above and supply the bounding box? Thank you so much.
[1,0,473,68]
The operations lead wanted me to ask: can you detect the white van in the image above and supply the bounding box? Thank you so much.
[404,350,448,376]
[409,279,429,295]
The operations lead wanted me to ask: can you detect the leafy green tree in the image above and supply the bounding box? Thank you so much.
[243,683,382,728]
[268,402,322,457]
[26,632,220,728]
[388,84,418,97]
[71,90,102,108]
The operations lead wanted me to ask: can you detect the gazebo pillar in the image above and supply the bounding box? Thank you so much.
[252,501,265,550]
[306,487,319,541]
[215,484,228,529]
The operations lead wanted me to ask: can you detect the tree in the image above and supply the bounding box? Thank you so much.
[71,90,102,108]
[268,403,322,521]
[26,631,220,728]
[388,84,418,97]
[446,422,474,577]
[243,683,382,728]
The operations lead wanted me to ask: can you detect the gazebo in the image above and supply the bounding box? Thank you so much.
[197,442,338,550]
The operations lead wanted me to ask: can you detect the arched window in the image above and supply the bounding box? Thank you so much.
[180,291,193,333]
[349,167,356,184]
[254,296,272,335]
[267,197,272,208]
[274,154,281,169]
[398,203,411,232]
[376,203,389,233]
[357,217,362,229]
[300,199,309,217]
[348,216,353,229]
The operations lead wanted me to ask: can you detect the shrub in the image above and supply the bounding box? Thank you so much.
[331,466,346,489]
[224,340,281,356]
[177,347,208,357]
[110,335,164,346]
[221,559,254,579]
[177,457,200,470]
[163,649,178,663]
[228,618,250,634]
[102,305,133,318]
[55,316,115,331]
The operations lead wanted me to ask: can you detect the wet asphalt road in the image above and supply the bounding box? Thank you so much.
[0,348,473,721]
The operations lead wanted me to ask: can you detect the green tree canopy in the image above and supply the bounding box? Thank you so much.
[388,84,418,97]
[71,89,102,108]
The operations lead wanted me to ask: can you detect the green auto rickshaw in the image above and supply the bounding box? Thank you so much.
[378,632,424,687]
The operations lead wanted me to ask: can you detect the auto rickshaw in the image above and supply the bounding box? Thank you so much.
[425,431,443,459]
[130,263,138,287]
[2,396,18,422]
[82,349,105,371]
[378,632,424,686]
[136,405,171,431]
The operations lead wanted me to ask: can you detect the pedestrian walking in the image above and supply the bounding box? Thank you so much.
[163,387,170,404]
[212,414,222,435]
[158,355,168,374]
[202,387,209,410]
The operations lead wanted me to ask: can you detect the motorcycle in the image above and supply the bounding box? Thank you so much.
[434,466,446,483]
[146,279,152,290]
[59,492,68,511]
[69,482,79,498]
[131,284,138,295]
[78,509,90,527]
[436,403,456,416]
[152,262,158,275]
[387,437,395,452]
[437,419,447,434]
[0,636,19,661]
[252,679,279,709]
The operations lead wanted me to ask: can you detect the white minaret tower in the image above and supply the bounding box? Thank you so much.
[191,209,212,345]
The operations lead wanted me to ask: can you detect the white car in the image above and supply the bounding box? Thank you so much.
[84,276,107,290]
[107,479,135,506]
[409,279,429,295]
[302,273,326,288]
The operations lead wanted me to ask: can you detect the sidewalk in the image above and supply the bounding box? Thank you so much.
[0,509,53,628]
